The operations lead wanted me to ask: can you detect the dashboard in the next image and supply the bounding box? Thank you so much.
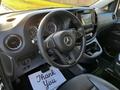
[25,9,97,43]
[0,7,98,79]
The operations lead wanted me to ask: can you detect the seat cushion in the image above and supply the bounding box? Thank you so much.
[58,74,118,90]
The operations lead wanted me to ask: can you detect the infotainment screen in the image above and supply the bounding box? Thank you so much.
[81,14,92,25]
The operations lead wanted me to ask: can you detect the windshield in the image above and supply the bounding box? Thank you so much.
[0,0,98,13]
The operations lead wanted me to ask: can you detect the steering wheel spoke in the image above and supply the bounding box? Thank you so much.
[68,52,76,63]
[53,48,76,65]
[76,28,84,39]
[74,28,84,46]
[53,49,68,64]
[44,36,56,49]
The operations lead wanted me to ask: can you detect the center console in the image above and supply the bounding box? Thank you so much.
[80,38,103,63]
[85,38,102,58]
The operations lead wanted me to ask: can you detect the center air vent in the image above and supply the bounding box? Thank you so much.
[4,34,23,51]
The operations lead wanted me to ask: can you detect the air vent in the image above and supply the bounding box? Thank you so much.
[4,34,23,51]
[6,18,16,22]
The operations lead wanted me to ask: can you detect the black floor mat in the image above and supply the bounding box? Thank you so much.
[93,58,120,89]
[12,64,74,90]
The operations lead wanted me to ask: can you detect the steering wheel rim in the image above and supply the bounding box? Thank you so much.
[37,10,86,68]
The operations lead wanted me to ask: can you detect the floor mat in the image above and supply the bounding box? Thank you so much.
[92,58,120,89]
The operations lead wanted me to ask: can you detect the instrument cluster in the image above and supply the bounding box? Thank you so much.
[24,9,97,45]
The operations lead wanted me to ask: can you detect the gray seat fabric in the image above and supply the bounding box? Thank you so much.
[58,74,119,90]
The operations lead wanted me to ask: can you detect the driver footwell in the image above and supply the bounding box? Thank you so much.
[12,64,74,90]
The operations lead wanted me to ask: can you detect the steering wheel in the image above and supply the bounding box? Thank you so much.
[37,10,86,68]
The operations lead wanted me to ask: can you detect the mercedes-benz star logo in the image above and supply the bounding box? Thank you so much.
[63,36,72,46]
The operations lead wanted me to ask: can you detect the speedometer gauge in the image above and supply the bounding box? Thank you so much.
[47,22,57,34]
[28,26,37,39]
